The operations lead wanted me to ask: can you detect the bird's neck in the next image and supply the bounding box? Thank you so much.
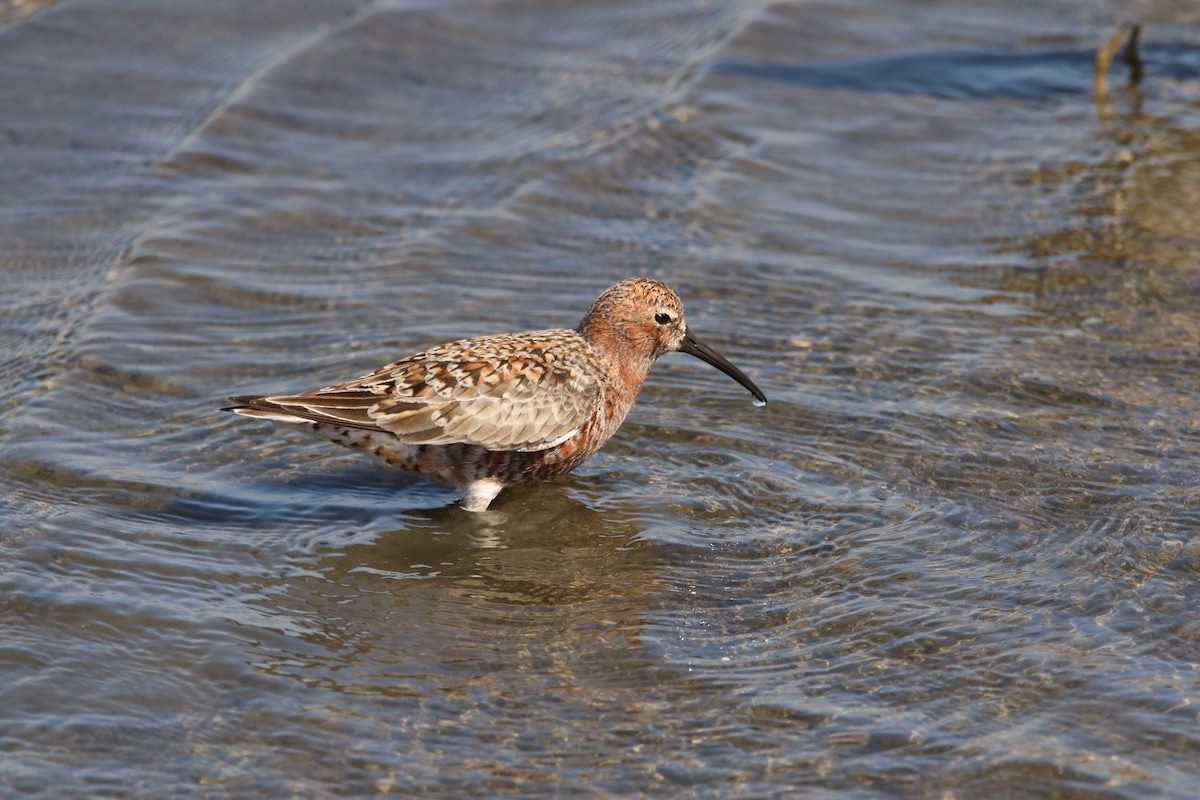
[580,322,655,434]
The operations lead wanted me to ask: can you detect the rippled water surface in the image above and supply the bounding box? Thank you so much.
[3,0,1200,797]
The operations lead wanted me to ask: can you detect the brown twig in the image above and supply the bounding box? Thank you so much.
[1124,24,1143,84]
[1095,24,1143,101]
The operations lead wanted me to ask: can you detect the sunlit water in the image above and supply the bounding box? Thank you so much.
[2,0,1199,797]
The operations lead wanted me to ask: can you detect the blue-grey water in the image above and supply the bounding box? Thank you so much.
[2,0,1199,797]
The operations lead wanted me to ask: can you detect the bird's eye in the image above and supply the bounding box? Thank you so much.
[654,312,673,326]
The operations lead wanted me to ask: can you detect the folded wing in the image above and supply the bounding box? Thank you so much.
[229,329,603,453]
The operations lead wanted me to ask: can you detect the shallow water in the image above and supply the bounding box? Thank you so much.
[3,0,1200,797]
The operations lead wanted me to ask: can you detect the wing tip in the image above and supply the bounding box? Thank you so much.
[222,394,260,413]
[222,392,386,431]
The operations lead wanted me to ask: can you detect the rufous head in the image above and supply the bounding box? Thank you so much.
[579,279,767,405]
[579,278,686,359]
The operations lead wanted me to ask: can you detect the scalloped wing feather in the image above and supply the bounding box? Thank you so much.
[246,330,603,453]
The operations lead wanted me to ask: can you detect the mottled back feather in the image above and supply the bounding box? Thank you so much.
[240,329,605,453]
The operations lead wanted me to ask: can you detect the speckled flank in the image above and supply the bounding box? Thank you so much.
[226,278,766,510]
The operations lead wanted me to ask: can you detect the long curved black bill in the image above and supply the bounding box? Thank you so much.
[678,330,767,406]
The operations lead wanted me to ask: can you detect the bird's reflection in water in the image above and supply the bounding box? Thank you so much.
[246,483,666,700]
[306,480,658,608]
